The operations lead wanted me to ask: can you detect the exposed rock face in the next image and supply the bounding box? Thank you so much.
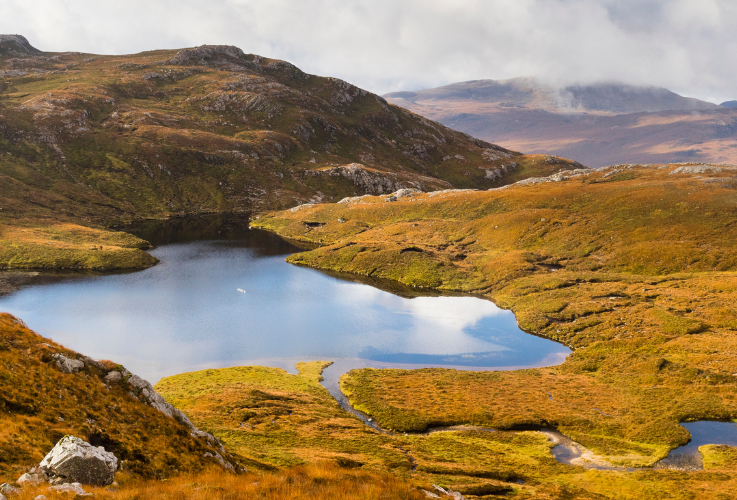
[167,45,247,66]
[308,163,450,195]
[670,164,724,175]
[0,35,41,57]
[482,162,517,181]
[511,168,593,186]
[39,436,117,486]
[52,353,85,374]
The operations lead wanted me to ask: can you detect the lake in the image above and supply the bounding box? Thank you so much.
[0,218,571,398]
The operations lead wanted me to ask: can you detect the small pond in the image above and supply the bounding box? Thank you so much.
[0,217,571,398]
[655,421,737,470]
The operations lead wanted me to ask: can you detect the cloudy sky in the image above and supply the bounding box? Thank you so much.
[1,0,734,102]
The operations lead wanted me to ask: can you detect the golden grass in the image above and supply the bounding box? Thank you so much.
[252,164,737,469]
[10,466,427,500]
[0,313,234,481]
[0,222,156,270]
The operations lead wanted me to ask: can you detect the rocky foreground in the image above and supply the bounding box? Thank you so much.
[0,313,239,483]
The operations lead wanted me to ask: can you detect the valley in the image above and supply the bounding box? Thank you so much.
[1,35,737,500]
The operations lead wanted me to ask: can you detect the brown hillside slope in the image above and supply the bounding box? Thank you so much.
[253,163,737,468]
[0,313,240,482]
[0,37,581,270]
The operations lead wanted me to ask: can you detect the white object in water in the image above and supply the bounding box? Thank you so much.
[237,288,246,294]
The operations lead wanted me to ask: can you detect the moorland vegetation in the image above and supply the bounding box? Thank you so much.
[0,35,578,272]
[2,34,737,499]
[252,162,737,498]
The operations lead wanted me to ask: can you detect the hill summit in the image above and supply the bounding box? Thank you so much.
[0,34,41,57]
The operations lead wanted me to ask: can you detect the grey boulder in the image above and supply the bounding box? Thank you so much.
[40,436,118,486]
[52,354,85,374]
[51,483,88,495]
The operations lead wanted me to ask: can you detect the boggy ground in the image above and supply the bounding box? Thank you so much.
[250,162,737,497]
[154,361,737,499]
[4,319,737,499]
[154,362,610,498]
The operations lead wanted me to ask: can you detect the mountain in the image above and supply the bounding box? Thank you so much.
[722,100,737,108]
[0,38,583,271]
[386,78,719,114]
[386,78,737,168]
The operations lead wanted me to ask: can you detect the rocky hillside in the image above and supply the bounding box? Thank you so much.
[386,78,737,167]
[0,313,241,482]
[0,37,582,272]
[0,38,580,221]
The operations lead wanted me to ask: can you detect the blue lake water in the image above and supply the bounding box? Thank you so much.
[0,223,570,395]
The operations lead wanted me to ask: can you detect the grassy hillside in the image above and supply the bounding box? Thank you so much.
[0,313,239,482]
[252,162,737,473]
[0,37,582,270]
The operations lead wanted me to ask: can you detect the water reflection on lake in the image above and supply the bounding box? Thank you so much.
[0,224,570,387]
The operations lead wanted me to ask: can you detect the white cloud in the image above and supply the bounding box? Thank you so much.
[1,0,734,102]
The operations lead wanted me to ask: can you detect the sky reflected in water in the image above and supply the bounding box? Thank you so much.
[0,230,570,383]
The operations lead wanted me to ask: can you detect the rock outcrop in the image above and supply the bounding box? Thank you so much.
[0,35,41,57]
[509,168,593,186]
[52,353,85,374]
[48,347,229,463]
[39,436,118,486]
[308,163,450,195]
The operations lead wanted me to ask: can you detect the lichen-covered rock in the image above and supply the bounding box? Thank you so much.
[0,483,19,496]
[40,436,117,486]
[51,482,87,495]
[104,370,122,383]
[309,163,447,195]
[52,353,85,374]
[17,471,45,485]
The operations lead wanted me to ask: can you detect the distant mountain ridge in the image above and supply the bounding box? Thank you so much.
[385,78,737,168]
[386,77,720,115]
